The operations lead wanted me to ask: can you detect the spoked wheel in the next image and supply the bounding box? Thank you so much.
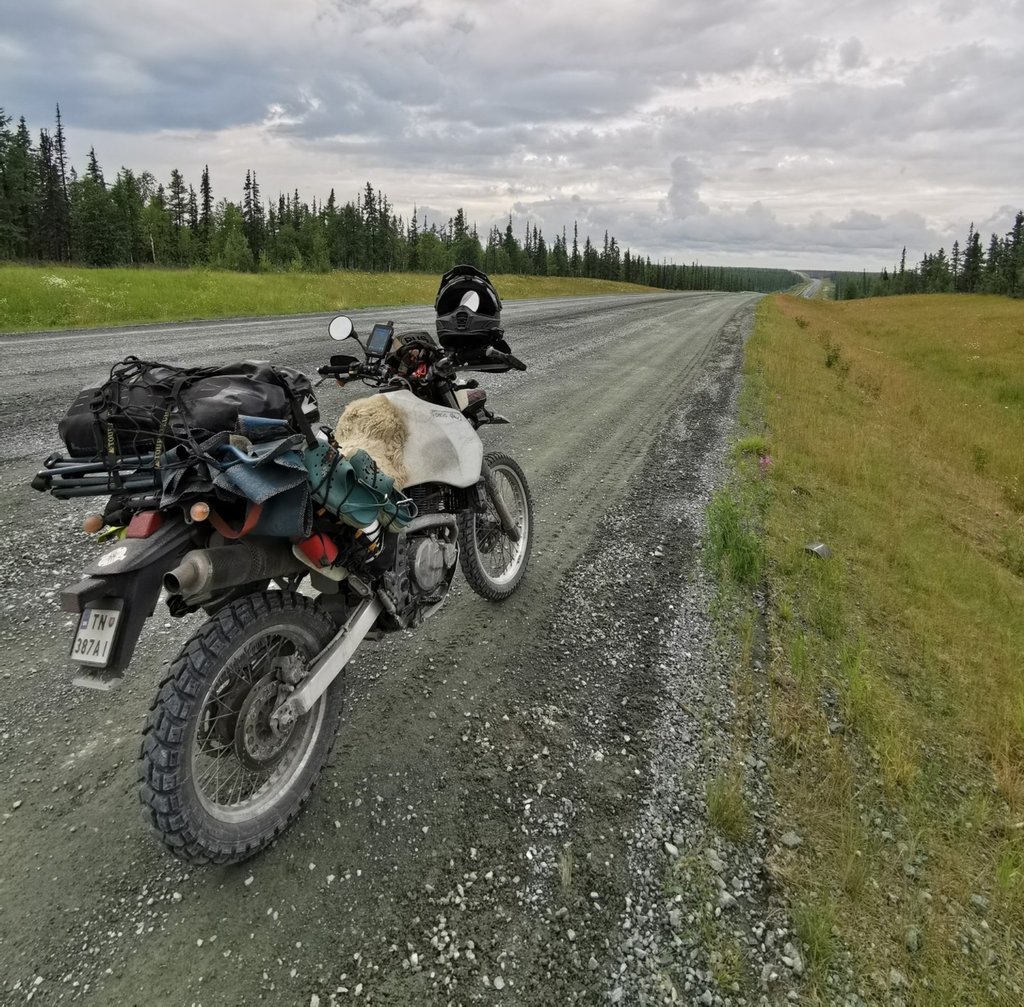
[458,451,534,601]
[139,592,341,866]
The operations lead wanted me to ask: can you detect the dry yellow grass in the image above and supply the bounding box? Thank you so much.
[746,294,1024,1003]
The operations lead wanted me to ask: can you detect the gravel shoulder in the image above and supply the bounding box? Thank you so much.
[0,292,795,1005]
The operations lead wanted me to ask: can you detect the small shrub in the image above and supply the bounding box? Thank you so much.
[790,631,810,684]
[995,382,1024,408]
[839,639,872,728]
[996,840,1024,895]
[711,941,745,988]
[808,560,844,640]
[854,373,882,399]
[777,594,794,621]
[795,316,810,329]
[732,434,770,458]
[705,489,764,586]
[706,768,751,842]
[791,898,837,969]
[1000,528,1024,578]
[1003,477,1024,514]
[824,344,840,368]
[971,445,991,474]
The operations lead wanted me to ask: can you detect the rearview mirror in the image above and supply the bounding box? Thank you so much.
[329,315,354,341]
[459,291,480,312]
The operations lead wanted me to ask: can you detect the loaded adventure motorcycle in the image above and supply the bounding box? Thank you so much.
[32,266,533,866]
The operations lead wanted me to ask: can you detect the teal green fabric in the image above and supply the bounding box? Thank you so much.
[302,443,413,530]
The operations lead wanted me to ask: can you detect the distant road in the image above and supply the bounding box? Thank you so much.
[800,277,823,298]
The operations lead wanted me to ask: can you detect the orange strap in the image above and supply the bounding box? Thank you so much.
[208,502,263,540]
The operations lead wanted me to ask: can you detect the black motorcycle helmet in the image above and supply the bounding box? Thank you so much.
[434,265,506,360]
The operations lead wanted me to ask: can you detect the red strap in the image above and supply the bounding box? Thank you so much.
[208,502,263,540]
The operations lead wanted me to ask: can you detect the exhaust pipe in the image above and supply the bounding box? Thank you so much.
[164,542,307,598]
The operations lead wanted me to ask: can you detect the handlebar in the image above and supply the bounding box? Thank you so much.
[484,346,528,371]
[318,341,527,386]
[317,361,380,380]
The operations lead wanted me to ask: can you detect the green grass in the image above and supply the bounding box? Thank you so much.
[706,767,751,842]
[742,293,1024,1002]
[791,898,838,971]
[0,264,661,333]
[705,487,764,587]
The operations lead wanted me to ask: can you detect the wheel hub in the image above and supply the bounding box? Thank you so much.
[234,673,295,771]
[476,516,502,554]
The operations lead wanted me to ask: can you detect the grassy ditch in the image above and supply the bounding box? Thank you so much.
[723,293,1024,1002]
[0,265,660,333]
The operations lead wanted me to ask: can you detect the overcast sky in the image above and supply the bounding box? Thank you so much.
[3,0,1022,269]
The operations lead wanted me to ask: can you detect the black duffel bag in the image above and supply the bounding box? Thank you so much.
[59,356,319,459]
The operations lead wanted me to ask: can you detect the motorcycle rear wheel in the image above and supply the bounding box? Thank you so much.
[138,591,341,866]
[458,451,533,601]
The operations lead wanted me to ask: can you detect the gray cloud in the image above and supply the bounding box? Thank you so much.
[2,0,1021,268]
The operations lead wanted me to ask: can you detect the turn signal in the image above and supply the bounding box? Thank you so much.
[82,513,104,534]
[190,502,211,522]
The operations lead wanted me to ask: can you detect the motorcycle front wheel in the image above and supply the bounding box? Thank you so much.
[458,451,534,601]
[138,592,341,866]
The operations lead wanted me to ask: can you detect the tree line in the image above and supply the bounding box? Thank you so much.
[834,213,1024,300]
[0,106,801,295]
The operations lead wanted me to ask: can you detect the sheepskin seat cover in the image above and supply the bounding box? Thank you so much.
[335,394,410,488]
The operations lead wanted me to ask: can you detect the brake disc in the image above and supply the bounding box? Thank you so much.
[234,672,296,771]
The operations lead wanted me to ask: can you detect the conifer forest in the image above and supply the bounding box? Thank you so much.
[0,106,800,295]
[833,214,1024,300]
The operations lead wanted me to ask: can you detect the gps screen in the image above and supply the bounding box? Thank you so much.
[367,323,393,357]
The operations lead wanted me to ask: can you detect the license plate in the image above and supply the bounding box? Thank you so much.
[71,605,122,667]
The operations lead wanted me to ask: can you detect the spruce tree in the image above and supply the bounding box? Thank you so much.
[37,129,70,260]
[110,168,145,264]
[408,204,419,271]
[199,165,213,259]
[71,161,118,265]
[0,114,37,258]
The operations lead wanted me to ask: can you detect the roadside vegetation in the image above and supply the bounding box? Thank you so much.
[0,265,658,333]
[720,293,1024,1001]
[831,212,1023,300]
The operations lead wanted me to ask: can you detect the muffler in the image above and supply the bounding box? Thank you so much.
[164,541,308,599]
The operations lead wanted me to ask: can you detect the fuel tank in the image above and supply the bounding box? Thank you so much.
[344,390,483,489]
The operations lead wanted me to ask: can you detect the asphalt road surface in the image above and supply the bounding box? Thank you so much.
[0,291,774,1005]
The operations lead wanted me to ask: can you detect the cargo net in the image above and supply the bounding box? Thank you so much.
[99,358,193,462]
[46,356,315,501]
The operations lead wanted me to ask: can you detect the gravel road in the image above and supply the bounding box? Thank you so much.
[0,292,808,1005]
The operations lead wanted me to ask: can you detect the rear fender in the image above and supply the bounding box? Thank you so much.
[84,518,195,576]
[63,518,198,680]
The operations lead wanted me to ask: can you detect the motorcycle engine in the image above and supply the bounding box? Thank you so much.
[380,525,459,628]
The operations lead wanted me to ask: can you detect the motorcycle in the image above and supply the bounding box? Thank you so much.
[32,288,532,865]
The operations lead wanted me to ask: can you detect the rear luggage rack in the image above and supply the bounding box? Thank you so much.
[32,452,160,498]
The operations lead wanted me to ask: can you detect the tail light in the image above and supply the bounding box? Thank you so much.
[126,511,164,539]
